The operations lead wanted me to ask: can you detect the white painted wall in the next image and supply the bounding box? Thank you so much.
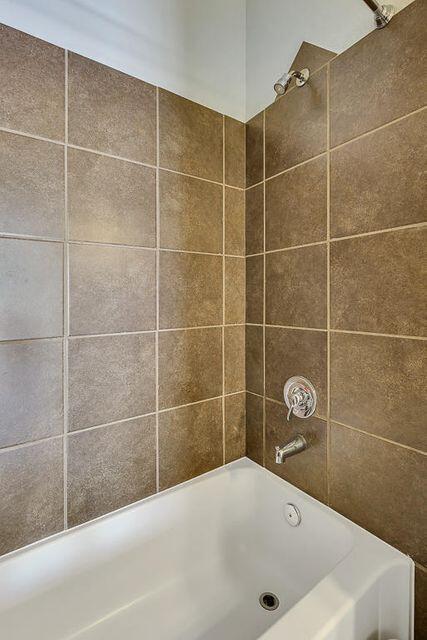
[0,0,246,121]
[245,0,414,120]
[0,0,414,121]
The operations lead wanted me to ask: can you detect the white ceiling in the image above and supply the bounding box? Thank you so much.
[0,0,415,122]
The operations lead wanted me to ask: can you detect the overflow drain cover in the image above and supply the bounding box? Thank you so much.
[259,592,280,611]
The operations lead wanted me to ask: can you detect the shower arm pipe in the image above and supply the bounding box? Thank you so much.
[361,0,395,28]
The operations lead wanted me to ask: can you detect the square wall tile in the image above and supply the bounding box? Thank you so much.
[68,333,155,430]
[225,257,245,325]
[159,89,223,182]
[225,393,246,463]
[68,53,156,164]
[246,392,263,465]
[246,325,263,396]
[246,255,263,325]
[331,110,427,237]
[0,131,64,238]
[265,327,327,417]
[0,439,63,555]
[159,398,223,490]
[0,238,63,341]
[67,415,156,527]
[265,68,327,178]
[330,0,427,146]
[246,183,264,256]
[266,245,327,328]
[225,325,245,394]
[0,24,65,140]
[265,400,327,503]
[158,328,222,410]
[266,155,327,251]
[330,423,427,565]
[159,170,222,253]
[0,339,63,448]
[331,332,426,451]
[225,117,245,188]
[69,244,156,335]
[225,188,245,256]
[159,252,222,329]
[246,112,264,187]
[68,148,156,246]
[330,227,426,336]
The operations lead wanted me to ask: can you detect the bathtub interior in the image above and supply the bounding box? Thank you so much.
[0,459,355,640]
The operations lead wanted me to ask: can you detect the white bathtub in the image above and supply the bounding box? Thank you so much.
[0,458,413,640]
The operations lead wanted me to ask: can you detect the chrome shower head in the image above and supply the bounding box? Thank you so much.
[274,68,310,97]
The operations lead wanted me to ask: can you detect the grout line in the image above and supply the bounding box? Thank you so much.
[264,240,327,255]
[326,62,332,506]
[155,87,160,493]
[262,109,266,468]
[329,104,427,153]
[0,392,247,454]
[331,420,427,457]
[158,165,223,187]
[330,329,427,342]
[222,115,226,465]
[67,143,156,169]
[0,434,64,454]
[264,150,328,184]
[2,324,423,347]
[0,126,65,146]
[63,49,69,531]
[330,221,427,243]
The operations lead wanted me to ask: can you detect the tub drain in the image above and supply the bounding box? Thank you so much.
[259,592,279,611]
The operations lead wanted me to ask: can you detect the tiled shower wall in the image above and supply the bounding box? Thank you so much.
[0,24,245,555]
[245,1,426,635]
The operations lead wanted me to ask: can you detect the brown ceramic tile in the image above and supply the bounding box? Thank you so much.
[68,53,156,163]
[266,155,327,251]
[68,333,155,430]
[225,257,245,325]
[69,244,156,335]
[225,325,245,394]
[266,400,327,502]
[331,333,426,451]
[246,393,263,465]
[246,183,264,255]
[0,238,63,341]
[0,131,64,238]
[159,89,223,182]
[67,415,156,527]
[225,117,245,188]
[289,41,336,75]
[158,328,222,410]
[266,244,327,328]
[415,566,427,640]
[159,170,222,253]
[159,251,222,329]
[246,325,263,396]
[331,110,427,237]
[265,327,327,417]
[330,423,427,565]
[246,112,264,187]
[68,148,156,246]
[159,398,223,489]
[225,393,246,463]
[0,339,63,448]
[330,227,426,336]
[330,0,427,147]
[246,256,263,325]
[225,187,245,256]
[0,439,63,555]
[0,25,65,139]
[265,68,327,178]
